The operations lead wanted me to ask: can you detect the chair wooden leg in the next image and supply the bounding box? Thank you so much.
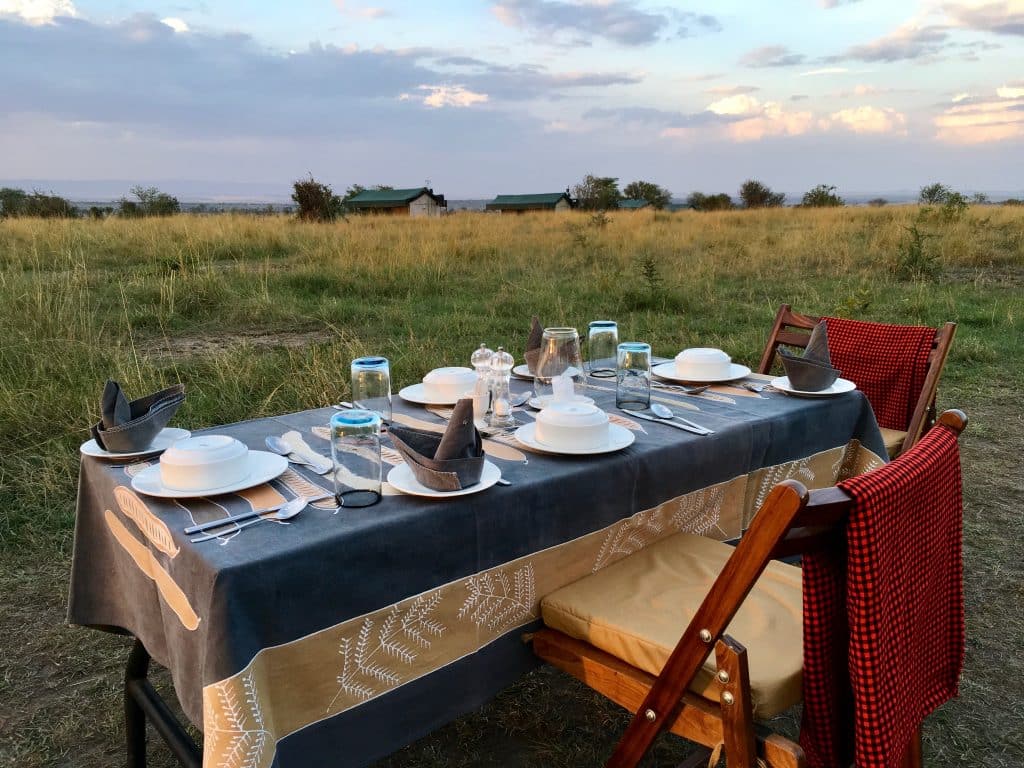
[899,726,923,768]
[715,637,757,768]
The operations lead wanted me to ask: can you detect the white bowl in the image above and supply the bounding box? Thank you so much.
[675,348,732,380]
[159,435,250,492]
[422,367,476,402]
[534,402,610,451]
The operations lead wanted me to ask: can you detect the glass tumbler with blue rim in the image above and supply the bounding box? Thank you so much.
[351,356,392,423]
[616,342,652,411]
[330,410,382,508]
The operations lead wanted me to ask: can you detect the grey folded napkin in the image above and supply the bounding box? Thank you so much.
[388,399,484,491]
[90,380,185,452]
[525,315,543,374]
[779,321,841,391]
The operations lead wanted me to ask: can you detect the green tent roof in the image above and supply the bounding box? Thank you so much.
[347,188,445,208]
[619,198,650,209]
[486,193,572,210]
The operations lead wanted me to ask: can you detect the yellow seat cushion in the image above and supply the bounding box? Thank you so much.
[880,427,908,458]
[540,532,803,719]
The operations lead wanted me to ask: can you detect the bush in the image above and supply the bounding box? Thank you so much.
[893,224,940,280]
[739,179,785,209]
[686,192,733,211]
[1001,198,1022,206]
[800,184,844,208]
[118,186,180,217]
[919,182,953,205]
[622,180,671,210]
[867,198,888,207]
[292,175,344,222]
[0,187,77,218]
[573,174,621,211]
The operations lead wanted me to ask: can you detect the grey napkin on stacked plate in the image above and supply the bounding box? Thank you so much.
[90,380,185,452]
[525,315,543,374]
[388,399,484,491]
[779,321,841,392]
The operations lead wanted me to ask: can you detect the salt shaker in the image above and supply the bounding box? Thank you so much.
[487,347,515,429]
[471,343,493,421]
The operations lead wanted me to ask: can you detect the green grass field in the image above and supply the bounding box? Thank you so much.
[1,207,1022,766]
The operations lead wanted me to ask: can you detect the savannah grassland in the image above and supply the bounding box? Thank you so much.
[1,206,1022,767]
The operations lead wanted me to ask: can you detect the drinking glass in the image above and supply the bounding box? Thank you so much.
[587,321,618,378]
[330,410,382,508]
[351,356,391,423]
[534,327,584,400]
[616,342,652,410]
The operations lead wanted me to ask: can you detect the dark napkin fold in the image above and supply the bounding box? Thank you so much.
[90,380,185,452]
[388,399,484,492]
[780,321,841,392]
[525,315,543,374]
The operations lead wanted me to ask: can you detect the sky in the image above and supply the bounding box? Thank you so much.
[0,0,1022,199]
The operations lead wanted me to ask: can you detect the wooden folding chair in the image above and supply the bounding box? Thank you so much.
[531,410,967,768]
[757,305,956,458]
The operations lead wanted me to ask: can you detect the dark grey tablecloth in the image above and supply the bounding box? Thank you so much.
[69,377,886,768]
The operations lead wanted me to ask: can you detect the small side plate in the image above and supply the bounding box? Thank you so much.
[770,376,857,397]
[387,460,502,498]
[513,423,634,455]
[80,427,191,460]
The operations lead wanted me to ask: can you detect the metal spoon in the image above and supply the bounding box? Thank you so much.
[189,496,311,543]
[265,435,321,469]
[652,382,710,395]
[650,402,715,435]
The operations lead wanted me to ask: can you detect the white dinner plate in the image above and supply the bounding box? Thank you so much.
[130,451,288,499]
[399,383,473,406]
[80,427,191,460]
[651,362,751,384]
[387,460,502,498]
[528,394,596,410]
[770,376,857,398]
[513,423,634,455]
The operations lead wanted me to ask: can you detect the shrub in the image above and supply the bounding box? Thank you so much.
[971,192,990,205]
[800,184,844,208]
[739,179,785,209]
[573,174,621,211]
[291,175,344,222]
[1001,198,1022,206]
[919,182,952,205]
[0,188,77,218]
[118,186,180,217]
[867,198,888,207]
[893,224,940,280]
[622,180,671,210]
[686,192,733,211]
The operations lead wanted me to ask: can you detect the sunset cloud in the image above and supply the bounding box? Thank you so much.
[0,0,76,24]
[415,85,489,108]
[829,106,907,134]
[935,91,1024,142]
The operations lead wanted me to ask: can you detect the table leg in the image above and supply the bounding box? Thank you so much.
[124,637,203,768]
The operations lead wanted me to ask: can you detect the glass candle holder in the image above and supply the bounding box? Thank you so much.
[534,327,584,401]
[616,342,652,411]
[330,410,382,508]
[587,320,618,378]
[351,356,391,423]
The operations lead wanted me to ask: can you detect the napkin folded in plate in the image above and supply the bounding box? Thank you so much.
[779,321,841,392]
[91,380,185,453]
[388,399,484,492]
[525,315,543,375]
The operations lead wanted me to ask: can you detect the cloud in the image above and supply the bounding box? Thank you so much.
[333,0,390,19]
[160,17,189,33]
[791,94,809,101]
[935,89,1024,142]
[722,101,815,141]
[821,0,863,6]
[0,0,76,24]
[414,84,489,108]
[491,0,673,46]
[997,83,1024,97]
[952,91,973,102]
[837,24,949,62]
[944,1,1024,35]
[829,106,907,134]
[703,84,759,96]
[740,45,805,67]
[800,67,849,76]
[707,94,761,116]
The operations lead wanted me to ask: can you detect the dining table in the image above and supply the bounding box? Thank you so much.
[68,369,887,768]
